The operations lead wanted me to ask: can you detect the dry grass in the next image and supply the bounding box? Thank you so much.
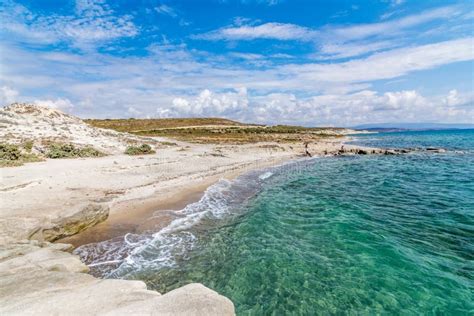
[86,118,346,144]
[85,117,251,132]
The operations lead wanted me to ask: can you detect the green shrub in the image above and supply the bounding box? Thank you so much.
[77,146,104,157]
[125,144,155,155]
[23,140,33,152]
[0,143,21,161]
[46,143,105,159]
[0,143,42,167]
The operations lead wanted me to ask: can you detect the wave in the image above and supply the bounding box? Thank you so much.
[74,165,286,278]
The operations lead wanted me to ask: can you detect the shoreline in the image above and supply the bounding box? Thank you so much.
[60,154,297,248]
[0,136,386,315]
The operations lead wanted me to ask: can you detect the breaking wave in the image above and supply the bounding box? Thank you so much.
[73,162,298,278]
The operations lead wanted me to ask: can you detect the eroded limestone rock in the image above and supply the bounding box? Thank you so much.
[30,203,109,242]
[0,241,235,315]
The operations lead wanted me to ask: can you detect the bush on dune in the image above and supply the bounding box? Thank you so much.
[0,143,43,167]
[0,143,21,161]
[46,143,105,159]
[124,144,155,155]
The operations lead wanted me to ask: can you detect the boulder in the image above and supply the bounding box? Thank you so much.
[105,283,235,316]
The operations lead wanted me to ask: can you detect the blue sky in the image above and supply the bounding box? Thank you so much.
[0,0,473,126]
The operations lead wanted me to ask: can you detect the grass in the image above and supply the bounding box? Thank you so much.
[124,144,155,155]
[86,118,346,144]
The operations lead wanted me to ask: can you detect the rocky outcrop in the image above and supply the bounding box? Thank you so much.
[30,203,109,242]
[0,241,235,315]
[331,146,421,157]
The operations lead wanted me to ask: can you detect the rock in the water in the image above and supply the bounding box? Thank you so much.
[426,147,446,153]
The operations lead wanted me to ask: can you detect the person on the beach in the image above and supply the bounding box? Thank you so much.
[304,142,312,157]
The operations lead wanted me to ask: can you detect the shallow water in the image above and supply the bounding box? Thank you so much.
[75,129,474,314]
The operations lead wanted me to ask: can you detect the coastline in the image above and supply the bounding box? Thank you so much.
[0,138,307,315]
[60,153,298,247]
[0,135,387,314]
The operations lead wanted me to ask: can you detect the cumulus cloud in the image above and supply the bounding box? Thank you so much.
[442,89,473,107]
[164,88,249,117]
[155,88,473,126]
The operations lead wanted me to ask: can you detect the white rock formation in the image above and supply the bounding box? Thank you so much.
[0,241,235,315]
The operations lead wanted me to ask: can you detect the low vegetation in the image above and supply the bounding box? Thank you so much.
[46,143,105,159]
[86,117,249,132]
[86,118,347,144]
[0,143,43,167]
[124,144,155,155]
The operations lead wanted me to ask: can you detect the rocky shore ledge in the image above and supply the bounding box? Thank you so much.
[0,240,234,315]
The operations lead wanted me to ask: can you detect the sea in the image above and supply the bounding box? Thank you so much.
[75,129,474,315]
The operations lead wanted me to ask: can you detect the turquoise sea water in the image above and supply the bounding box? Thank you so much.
[76,129,474,314]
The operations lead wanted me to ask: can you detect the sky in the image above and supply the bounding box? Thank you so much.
[0,0,473,126]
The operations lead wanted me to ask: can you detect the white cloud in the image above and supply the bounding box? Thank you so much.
[1,36,473,121]
[0,86,19,105]
[155,4,177,18]
[34,98,74,113]
[442,89,473,107]
[390,0,405,7]
[194,5,459,44]
[127,106,142,116]
[193,22,316,41]
[315,40,398,60]
[0,0,138,47]
[192,5,470,63]
[165,88,473,126]
[285,38,474,84]
[329,6,458,41]
[166,88,249,117]
[239,0,283,5]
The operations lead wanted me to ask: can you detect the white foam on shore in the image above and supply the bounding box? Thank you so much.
[259,171,273,180]
[75,178,242,277]
[114,179,235,274]
[74,159,310,278]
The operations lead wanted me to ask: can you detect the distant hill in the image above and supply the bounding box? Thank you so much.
[85,117,355,143]
[85,117,253,132]
[353,123,474,131]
